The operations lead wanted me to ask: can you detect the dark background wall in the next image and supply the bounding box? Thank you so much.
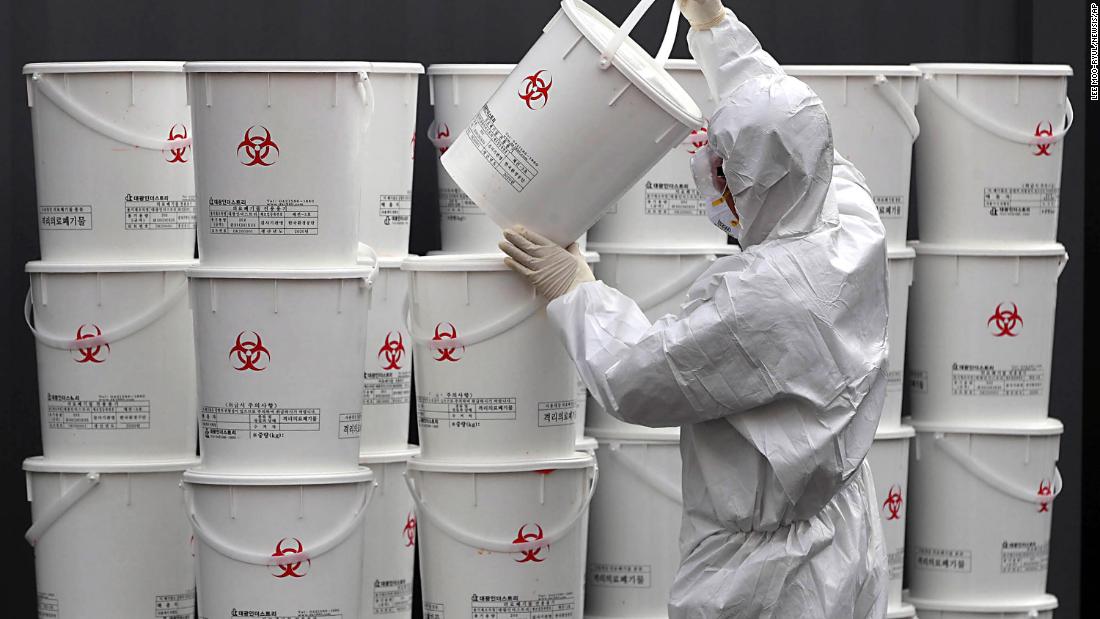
[1,1,1085,617]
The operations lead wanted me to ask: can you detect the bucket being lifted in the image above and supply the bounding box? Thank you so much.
[185,62,375,267]
[362,255,414,453]
[24,62,196,263]
[912,64,1073,247]
[360,447,420,619]
[441,0,704,248]
[882,247,915,430]
[868,425,915,611]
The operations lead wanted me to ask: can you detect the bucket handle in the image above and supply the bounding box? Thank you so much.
[873,75,920,141]
[357,71,377,133]
[426,119,456,153]
[922,75,1074,146]
[30,73,193,151]
[405,289,544,351]
[604,442,682,505]
[24,277,188,351]
[928,432,1063,506]
[404,463,598,553]
[25,472,101,546]
[569,0,677,70]
[633,254,718,312]
[183,481,375,567]
[1057,251,1070,279]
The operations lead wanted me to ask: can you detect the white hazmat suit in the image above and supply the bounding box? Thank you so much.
[542,9,891,619]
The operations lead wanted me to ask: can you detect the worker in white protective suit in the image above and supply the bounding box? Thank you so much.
[499,1,890,617]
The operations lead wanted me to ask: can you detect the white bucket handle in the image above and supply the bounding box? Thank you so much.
[356,71,377,133]
[922,75,1074,146]
[25,472,101,546]
[633,254,717,312]
[873,75,920,140]
[405,287,544,351]
[655,0,681,65]
[929,432,1063,505]
[605,442,682,505]
[24,277,188,351]
[30,73,193,151]
[404,463,598,553]
[1057,251,1070,278]
[426,119,457,152]
[183,481,375,567]
[571,0,677,70]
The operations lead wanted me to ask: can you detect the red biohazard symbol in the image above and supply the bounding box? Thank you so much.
[1037,479,1052,513]
[237,125,280,167]
[513,524,546,563]
[270,537,310,578]
[882,484,903,521]
[432,322,464,362]
[164,124,189,163]
[987,303,1023,337]
[403,513,417,548]
[518,70,552,110]
[229,331,271,371]
[1033,122,1054,157]
[435,123,451,155]
[686,127,708,154]
[378,331,406,370]
[74,324,109,363]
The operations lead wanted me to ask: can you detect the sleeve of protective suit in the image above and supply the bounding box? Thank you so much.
[687,9,783,103]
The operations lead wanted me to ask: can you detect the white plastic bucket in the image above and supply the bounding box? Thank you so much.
[184,467,375,619]
[577,435,598,455]
[912,64,1073,247]
[24,457,199,619]
[907,419,1063,606]
[785,66,921,250]
[406,454,597,619]
[185,62,375,267]
[24,62,196,263]
[362,256,414,452]
[360,63,424,257]
[403,254,581,462]
[440,0,704,248]
[575,374,589,443]
[883,247,915,430]
[909,595,1058,619]
[886,603,917,619]
[189,266,374,473]
[587,59,727,249]
[25,261,197,462]
[585,430,681,619]
[360,447,420,619]
[907,243,1067,424]
[868,425,915,610]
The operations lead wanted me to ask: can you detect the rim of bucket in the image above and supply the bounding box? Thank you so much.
[23,455,201,474]
[886,247,916,260]
[359,445,421,465]
[25,259,197,274]
[784,65,922,77]
[359,254,406,269]
[907,594,1058,613]
[909,241,1066,257]
[187,265,375,280]
[663,59,701,72]
[407,451,595,473]
[576,436,599,452]
[426,63,516,76]
[874,424,916,440]
[586,242,739,256]
[884,603,916,619]
[23,61,185,74]
[562,0,704,128]
[183,61,373,73]
[182,466,374,486]
[405,250,599,272]
[907,416,1064,437]
[588,427,681,443]
[368,62,426,75]
[912,62,1073,77]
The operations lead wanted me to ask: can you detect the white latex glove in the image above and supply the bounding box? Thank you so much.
[499,226,594,301]
[678,0,726,29]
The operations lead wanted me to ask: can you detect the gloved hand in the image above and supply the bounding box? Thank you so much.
[500,226,594,301]
[678,0,726,29]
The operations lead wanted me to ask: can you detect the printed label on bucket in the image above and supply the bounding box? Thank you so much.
[465,106,539,193]
[417,393,516,429]
[886,369,903,392]
[950,363,1045,397]
[874,195,905,220]
[373,578,412,615]
[644,182,707,216]
[364,370,411,406]
[38,205,92,230]
[1000,539,1049,573]
[888,548,904,581]
[983,183,1059,217]
[439,188,482,221]
[907,369,928,393]
[470,592,575,619]
[154,589,195,619]
[537,400,577,427]
[228,609,342,618]
[47,393,150,430]
[202,403,328,440]
[208,197,320,235]
[424,602,445,619]
[913,546,972,573]
[37,592,58,619]
[124,193,196,230]
[379,193,412,227]
[588,563,653,588]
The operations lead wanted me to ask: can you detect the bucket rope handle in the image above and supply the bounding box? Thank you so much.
[426,119,457,152]
[24,278,188,351]
[356,71,377,133]
[605,443,682,505]
[25,472,101,546]
[405,292,544,351]
[654,0,681,65]
[30,74,193,151]
[404,464,598,553]
[632,255,717,312]
[872,76,920,140]
[183,481,375,567]
[929,433,1063,505]
[922,75,1073,146]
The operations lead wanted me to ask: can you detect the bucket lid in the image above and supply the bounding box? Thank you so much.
[884,603,916,619]
[182,467,374,486]
[26,259,197,274]
[587,427,681,443]
[586,242,739,256]
[907,416,1064,437]
[407,451,595,473]
[562,0,704,128]
[368,62,425,74]
[912,63,1072,77]
[24,61,185,74]
[576,436,599,452]
[23,456,200,474]
[886,247,915,260]
[874,424,916,440]
[187,265,375,280]
[910,241,1067,258]
[359,445,421,464]
[184,61,373,73]
[908,594,1058,613]
[405,250,598,272]
[784,65,922,77]
[426,64,516,76]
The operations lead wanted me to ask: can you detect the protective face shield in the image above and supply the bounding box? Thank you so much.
[690,145,741,239]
